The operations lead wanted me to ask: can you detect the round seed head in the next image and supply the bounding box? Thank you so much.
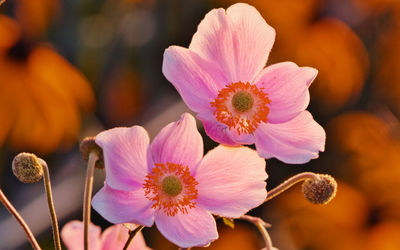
[12,153,44,183]
[302,174,337,205]
[80,136,104,169]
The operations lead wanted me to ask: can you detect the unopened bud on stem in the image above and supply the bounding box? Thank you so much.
[80,136,104,169]
[302,174,337,205]
[12,153,44,183]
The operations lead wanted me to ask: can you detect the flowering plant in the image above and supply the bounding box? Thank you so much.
[163,3,325,164]
[92,113,268,247]
[0,2,337,250]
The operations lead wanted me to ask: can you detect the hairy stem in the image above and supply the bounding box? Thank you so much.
[240,215,273,250]
[123,225,145,250]
[83,151,99,250]
[40,160,62,250]
[255,220,273,250]
[0,189,41,250]
[265,172,319,203]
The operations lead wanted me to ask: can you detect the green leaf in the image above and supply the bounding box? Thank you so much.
[222,217,235,229]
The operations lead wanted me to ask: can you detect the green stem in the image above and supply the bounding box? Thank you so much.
[0,188,41,250]
[264,172,319,203]
[83,151,99,250]
[123,225,145,250]
[40,159,61,250]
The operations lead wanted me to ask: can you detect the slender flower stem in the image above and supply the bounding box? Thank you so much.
[83,151,99,250]
[123,225,145,250]
[0,189,41,250]
[39,159,62,250]
[240,215,273,250]
[264,172,319,203]
[240,215,271,228]
[255,221,273,250]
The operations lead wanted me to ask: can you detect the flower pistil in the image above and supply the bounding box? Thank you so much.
[211,81,271,135]
[143,162,198,216]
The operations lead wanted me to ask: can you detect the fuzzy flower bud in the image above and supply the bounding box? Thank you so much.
[12,153,44,183]
[80,136,104,169]
[302,174,337,205]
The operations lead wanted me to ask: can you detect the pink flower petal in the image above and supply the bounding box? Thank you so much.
[255,111,326,164]
[197,111,239,146]
[194,145,267,217]
[154,207,218,248]
[162,46,227,112]
[100,224,150,250]
[189,3,275,83]
[91,185,154,227]
[227,127,255,145]
[95,126,150,190]
[254,62,317,124]
[150,113,203,172]
[61,220,101,250]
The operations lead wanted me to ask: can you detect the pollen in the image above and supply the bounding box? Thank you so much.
[143,162,198,216]
[211,81,271,135]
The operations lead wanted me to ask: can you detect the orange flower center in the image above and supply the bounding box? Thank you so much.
[143,162,198,216]
[210,81,271,135]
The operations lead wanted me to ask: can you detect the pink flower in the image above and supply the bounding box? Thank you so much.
[60,220,150,250]
[91,113,267,248]
[162,3,326,164]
